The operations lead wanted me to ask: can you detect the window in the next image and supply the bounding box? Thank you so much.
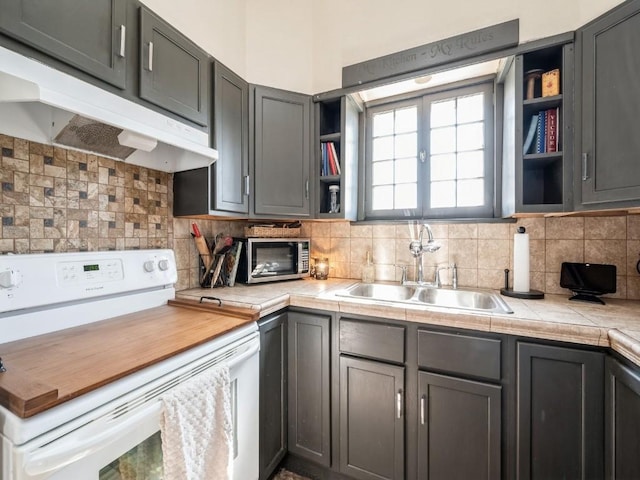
[364,82,495,219]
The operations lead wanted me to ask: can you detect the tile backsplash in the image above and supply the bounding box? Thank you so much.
[2,133,639,299]
[306,216,640,300]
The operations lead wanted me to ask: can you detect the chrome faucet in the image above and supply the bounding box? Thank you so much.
[408,223,441,285]
[434,263,458,289]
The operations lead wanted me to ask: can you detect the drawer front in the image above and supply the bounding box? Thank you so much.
[418,330,501,380]
[340,318,405,363]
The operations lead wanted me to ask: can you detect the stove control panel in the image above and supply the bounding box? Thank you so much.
[0,249,177,314]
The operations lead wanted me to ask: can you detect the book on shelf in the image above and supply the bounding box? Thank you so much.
[329,142,341,174]
[546,107,558,153]
[320,143,329,176]
[523,113,539,154]
[535,110,546,154]
[326,142,337,175]
[542,69,560,97]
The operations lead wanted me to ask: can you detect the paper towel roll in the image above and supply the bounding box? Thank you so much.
[513,227,530,293]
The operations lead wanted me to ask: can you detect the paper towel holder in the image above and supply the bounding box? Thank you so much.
[500,268,545,299]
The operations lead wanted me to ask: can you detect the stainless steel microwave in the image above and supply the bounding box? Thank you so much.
[236,238,310,284]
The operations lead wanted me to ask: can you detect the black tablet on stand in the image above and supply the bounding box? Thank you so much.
[560,262,616,305]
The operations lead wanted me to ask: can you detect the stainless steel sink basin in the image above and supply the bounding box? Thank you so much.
[342,283,416,302]
[335,283,513,314]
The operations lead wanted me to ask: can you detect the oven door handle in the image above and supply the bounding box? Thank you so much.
[23,401,162,477]
[228,338,260,369]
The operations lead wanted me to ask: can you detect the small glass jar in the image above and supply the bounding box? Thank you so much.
[328,185,340,213]
[314,257,329,280]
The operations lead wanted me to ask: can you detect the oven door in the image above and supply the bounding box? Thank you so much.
[8,338,259,480]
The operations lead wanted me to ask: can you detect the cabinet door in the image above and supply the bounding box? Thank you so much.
[253,86,311,217]
[578,0,640,206]
[258,312,287,480]
[417,372,501,480]
[139,7,209,126]
[605,356,640,480]
[339,356,404,480]
[0,0,127,88]
[517,342,604,480]
[288,311,331,466]
[212,62,249,214]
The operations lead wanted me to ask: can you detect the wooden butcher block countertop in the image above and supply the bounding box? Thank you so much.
[0,299,259,418]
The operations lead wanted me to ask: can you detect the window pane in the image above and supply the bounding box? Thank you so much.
[395,158,417,183]
[373,136,394,161]
[431,180,456,208]
[395,183,417,209]
[373,160,393,185]
[457,122,483,151]
[457,151,484,179]
[395,106,417,133]
[430,126,456,154]
[430,154,456,181]
[373,111,394,137]
[457,94,484,123]
[372,185,393,210]
[431,100,456,128]
[457,179,484,206]
[394,132,417,158]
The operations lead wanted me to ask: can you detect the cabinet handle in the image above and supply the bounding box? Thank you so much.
[420,395,426,425]
[148,42,154,71]
[118,25,126,58]
[397,390,402,419]
[305,179,309,200]
[582,153,589,181]
[244,175,250,197]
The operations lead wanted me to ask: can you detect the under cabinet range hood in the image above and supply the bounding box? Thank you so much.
[0,45,217,172]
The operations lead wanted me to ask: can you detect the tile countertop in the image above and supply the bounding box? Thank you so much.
[176,278,640,368]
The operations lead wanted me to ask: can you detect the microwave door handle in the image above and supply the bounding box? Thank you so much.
[24,402,161,476]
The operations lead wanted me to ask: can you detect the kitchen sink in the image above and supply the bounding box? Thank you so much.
[335,283,513,314]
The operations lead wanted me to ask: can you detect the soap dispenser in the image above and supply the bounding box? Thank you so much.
[362,251,375,283]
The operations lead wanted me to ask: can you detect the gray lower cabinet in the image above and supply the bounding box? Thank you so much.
[139,7,209,126]
[517,342,604,480]
[259,312,287,480]
[0,0,127,88]
[577,0,640,208]
[252,85,311,217]
[605,356,640,479]
[287,310,331,466]
[212,62,249,214]
[339,356,404,480]
[417,372,501,480]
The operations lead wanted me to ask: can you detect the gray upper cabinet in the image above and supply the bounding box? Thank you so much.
[517,342,604,480]
[213,62,249,214]
[139,7,209,126]
[605,356,640,480]
[577,0,640,208]
[252,85,311,218]
[0,0,127,88]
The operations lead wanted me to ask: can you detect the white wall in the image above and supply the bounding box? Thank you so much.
[142,0,624,94]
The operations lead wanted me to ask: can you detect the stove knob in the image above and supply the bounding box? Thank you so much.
[143,260,156,272]
[158,259,170,271]
[0,269,19,289]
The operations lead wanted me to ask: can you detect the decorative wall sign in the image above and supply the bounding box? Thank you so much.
[342,19,519,88]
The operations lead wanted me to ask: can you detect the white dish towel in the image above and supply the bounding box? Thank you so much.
[160,364,233,480]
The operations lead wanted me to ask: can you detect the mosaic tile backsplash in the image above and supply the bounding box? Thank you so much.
[1,134,639,299]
